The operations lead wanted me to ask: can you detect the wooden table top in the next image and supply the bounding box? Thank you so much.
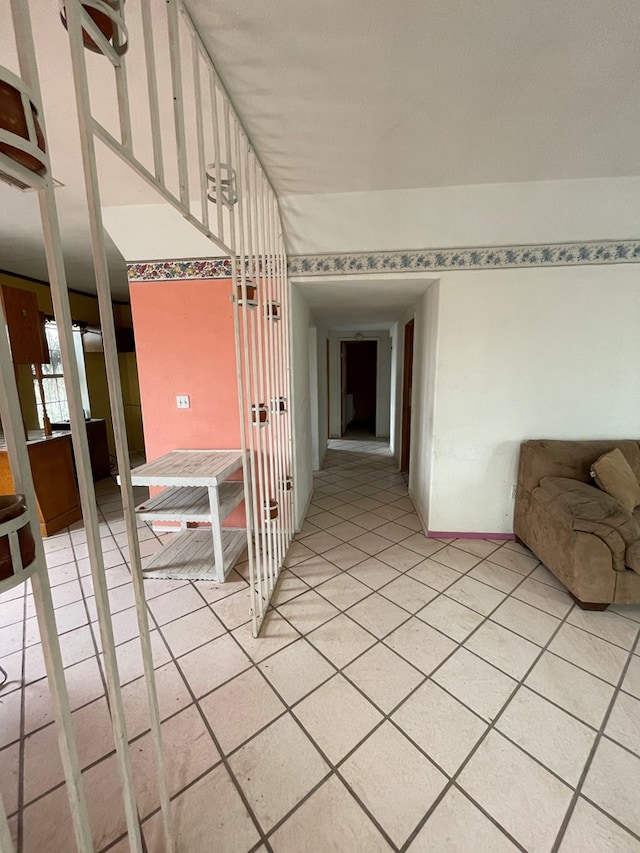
[127,449,243,487]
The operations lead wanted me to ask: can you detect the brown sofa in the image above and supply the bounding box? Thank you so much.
[514,439,640,609]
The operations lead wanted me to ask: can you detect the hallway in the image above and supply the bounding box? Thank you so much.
[1,441,640,851]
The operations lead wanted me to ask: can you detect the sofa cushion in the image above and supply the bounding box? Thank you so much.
[518,440,640,495]
[591,449,640,512]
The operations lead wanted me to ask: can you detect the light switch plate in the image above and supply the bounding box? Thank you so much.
[176,395,190,409]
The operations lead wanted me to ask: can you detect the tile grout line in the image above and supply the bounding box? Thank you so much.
[9,445,640,850]
[140,591,277,853]
[397,592,593,852]
[574,794,640,845]
[104,480,272,853]
[550,627,640,851]
[263,568,538,848]
[69,520,111,716]
[285,537,639,702]
[16,579,28,853]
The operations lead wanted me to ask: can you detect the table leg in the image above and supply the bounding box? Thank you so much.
[208,485,226,582]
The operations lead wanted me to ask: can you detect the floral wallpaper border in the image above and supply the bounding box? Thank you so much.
[127,257,233,281]
[287,240,640,276]
[126,240,640,281]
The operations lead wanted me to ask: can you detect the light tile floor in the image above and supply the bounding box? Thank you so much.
[1,439,640,851]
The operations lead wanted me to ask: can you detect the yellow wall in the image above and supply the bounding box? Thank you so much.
[0,271,144,453]
[119,352,144,452]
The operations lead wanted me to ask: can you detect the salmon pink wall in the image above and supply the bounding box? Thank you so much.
[130,277,245,526]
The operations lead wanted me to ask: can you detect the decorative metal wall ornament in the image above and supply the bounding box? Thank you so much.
[251,404,269,426]
[206,162,238,207]
[0,70,47,174]
[0,494,35,582]
[263,499,279,521]
[270,397,287,414]
[60,0,129,56]
[235,279,258,308]
[266,300,281,320]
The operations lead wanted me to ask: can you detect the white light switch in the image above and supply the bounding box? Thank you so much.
[176,395,190,409]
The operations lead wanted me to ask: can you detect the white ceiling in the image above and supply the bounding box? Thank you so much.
[295,276,433,327]
[0,1,639,298]
[187,0,640,195]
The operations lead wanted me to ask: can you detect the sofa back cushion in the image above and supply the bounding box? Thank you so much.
[518,439,640,495]
[591,449,640,512]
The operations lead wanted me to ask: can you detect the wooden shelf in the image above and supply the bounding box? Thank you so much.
[135,482,244,523]
[128,449,247,583]
[142,528,246,581]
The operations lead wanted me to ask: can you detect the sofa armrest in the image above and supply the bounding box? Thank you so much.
[533,477,637,571]
[537,477,640,543]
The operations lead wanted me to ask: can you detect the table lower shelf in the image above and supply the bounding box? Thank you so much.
[142,528,247,582]
[135,482,244,523]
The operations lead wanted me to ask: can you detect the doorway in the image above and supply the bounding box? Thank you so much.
[400,319,414,471]
[341,340,378,437]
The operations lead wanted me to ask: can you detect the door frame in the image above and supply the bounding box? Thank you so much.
[341,339,379,437]
[328,331,392,439]
[400,318,414,471]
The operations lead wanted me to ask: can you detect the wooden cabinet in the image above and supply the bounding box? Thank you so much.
[0,432,82,536]
[50,418,111,482]
[0,285,48,364]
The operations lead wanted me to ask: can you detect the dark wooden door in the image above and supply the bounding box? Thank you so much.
[400,319,414,471]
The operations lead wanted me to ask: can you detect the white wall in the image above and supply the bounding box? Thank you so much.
[308,327,320,471]
[285,177,640,535]
[407,285,440,530]
[376,335,392,438]
[422,264,640,534]
[280,176,640,255]
[316,325,328,467]
[389,322,401,459]
[103,203,229,261]
[307,325,329,471]
[289,285,313,528]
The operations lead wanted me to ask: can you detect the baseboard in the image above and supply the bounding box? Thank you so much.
[427,530,516,540]
[403,489,515,541]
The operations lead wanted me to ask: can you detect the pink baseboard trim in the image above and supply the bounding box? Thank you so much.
[427,531,516,540]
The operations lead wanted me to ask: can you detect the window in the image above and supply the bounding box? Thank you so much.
[32,323,90,427]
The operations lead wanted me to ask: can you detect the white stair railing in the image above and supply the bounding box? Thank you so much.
[0,1,173,850]
[62,0,294,637]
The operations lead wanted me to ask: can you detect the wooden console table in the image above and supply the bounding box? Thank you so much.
[0,430,82,536]
[127,449,246,582]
